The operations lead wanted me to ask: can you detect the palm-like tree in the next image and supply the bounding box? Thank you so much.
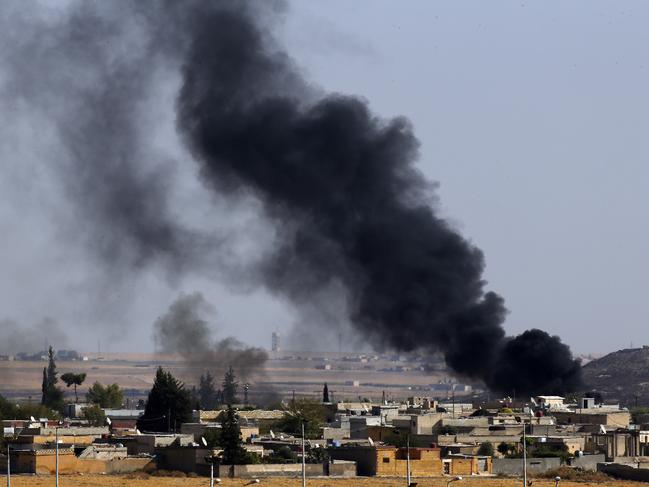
[61,372,87,403]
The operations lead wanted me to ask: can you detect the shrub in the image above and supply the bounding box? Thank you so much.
[477,442,494,456]
[536,466,611,482]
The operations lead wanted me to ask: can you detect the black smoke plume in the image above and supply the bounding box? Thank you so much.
[174,3,582,395]
[153,292,268,380]
[0,1,581,396]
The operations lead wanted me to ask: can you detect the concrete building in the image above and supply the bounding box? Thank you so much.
[585,430,644,461]
[328,445,492,477]
[7,443,151,474]
[271,332,280,352]
[535,396,565,410]
[102,409,144,429]
[106,433,194,456]
[12,427,109,447]
[155,445,214,475]
[196,409,284,434]
[181,422,259,442]
[553,409,631,428]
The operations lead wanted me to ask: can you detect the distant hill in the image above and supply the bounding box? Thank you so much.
[582,346,649,407]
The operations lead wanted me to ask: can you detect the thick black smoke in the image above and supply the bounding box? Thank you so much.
[153,292,268,380]
[0,0,581,396]
[172,3,581,395]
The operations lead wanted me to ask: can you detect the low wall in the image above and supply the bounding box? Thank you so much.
[571,454,605,471]
[612,456,649,466]
[16,452,152,475]
[493,457,561,476]
[218,462,355,478]
[329,461,356,477]
[598,462,649,482]
[105,457,154,474]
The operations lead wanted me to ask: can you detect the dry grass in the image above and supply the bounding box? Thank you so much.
[5,475,649,487]
[535,466,612,482]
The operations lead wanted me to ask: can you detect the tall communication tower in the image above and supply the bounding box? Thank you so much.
[271,332,280,352]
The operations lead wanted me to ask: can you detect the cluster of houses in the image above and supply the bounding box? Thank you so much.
[0,350,85,362]
[2,394,649,480]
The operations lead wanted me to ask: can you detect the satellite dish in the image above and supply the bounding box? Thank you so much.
[269,430,275,439]
[368,437,374,446]
[30,416,36,422]
[135,428,141,435]
[201,437,208,447]
[599,425,607,434]
[106,417,112,426]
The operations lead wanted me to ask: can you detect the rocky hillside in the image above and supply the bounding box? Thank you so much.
[582,346,649,406]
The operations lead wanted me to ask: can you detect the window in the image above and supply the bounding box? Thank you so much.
[382,457,390,463]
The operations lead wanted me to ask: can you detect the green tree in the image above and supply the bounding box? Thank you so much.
[307,445,329,464]
[222,366,238,405]
[497,442,511,456]
[203,427,221,448]
[0,394,17,421]
[219,404,249,464]
[61,372,87,403]
[530,442,571,461]
[477,442,494,456]
[199,372,217,410]
[41,368,47,404]
[278,398,325,439]
[268,445,297,464]
[41,346,63,410]
[15,403,60,421]
[137,367,192,432]
[86,382,123,408]
[82,404,106,426]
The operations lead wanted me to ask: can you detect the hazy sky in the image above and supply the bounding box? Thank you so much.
[1,1,647,355]
[282,1,649,354]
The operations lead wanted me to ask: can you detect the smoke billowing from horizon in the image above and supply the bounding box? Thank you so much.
[153,292,268,380]
[0,0,582,396]
[173,2,582,395]
[0,318,69,355]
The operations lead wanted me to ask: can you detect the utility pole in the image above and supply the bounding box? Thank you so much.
[301,422,306,487]
[522,418,527,487]
[55,427,60,487]
[452,388,456,419]
[6,428,23,487]
[406,434,411,486]
[6,439,10,487]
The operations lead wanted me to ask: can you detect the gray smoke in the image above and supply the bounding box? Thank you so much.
[0,317,69,355]
[0,0,582,396]
[153,292,268,379]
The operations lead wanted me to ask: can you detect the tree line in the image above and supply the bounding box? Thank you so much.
[39,346,123,411]
[2,347,328,466]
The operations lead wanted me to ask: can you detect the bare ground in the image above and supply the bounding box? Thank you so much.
[5,476,644,487]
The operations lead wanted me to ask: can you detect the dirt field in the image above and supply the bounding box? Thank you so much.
[0,352,463,404]
[5,476,645,487]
